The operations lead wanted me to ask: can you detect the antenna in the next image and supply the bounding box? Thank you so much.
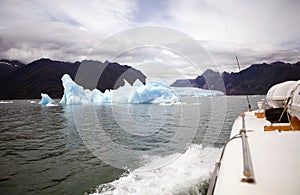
[219,11,252,111]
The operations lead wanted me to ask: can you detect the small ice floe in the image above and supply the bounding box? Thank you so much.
[0,100,13,104]
[39,93,58,106]
[28,100,37,104]
[46,103,58,107]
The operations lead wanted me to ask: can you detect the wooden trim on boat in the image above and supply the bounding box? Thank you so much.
[255,111,265,118]
[264,117,300,131]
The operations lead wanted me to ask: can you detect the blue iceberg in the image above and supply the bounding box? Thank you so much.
[39,93,57,106]
[129,80,179,104]
[60,74,91,105]
[58,74,179,105]
[40,74,224,105]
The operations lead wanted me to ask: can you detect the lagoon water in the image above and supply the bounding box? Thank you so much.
[0,96,264,195]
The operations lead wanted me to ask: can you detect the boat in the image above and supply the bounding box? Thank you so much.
[207,80,300,195]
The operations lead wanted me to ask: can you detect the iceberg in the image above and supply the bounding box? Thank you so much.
[60,74,113,105]
[39,93,57,106]
[172,87,224,97]
[58,74,179,105]
[129,80,179,104]
[40,74,225,105]
[60,74,91,105]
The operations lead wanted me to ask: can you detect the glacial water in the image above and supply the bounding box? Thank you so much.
[0,96,264,195]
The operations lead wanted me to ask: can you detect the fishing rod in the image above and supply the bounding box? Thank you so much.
[219,11,252,111]
[235,56,252,111]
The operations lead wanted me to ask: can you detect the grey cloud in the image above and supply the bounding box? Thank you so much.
[0,0,298,81]
[202,40,300,72]
[0,22,100,63]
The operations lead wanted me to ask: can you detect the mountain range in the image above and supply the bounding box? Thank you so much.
[0,59,299,99]
[0,58,146,99]
[171,61,300,95]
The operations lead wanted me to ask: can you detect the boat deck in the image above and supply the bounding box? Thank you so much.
[213,111,300,195]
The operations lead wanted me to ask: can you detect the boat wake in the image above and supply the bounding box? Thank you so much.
[90,144,221,195]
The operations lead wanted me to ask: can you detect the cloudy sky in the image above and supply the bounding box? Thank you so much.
[0,0,299,83]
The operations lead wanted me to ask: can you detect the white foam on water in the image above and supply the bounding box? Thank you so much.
[91,144,221,195]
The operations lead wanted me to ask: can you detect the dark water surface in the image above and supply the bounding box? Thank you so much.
[0,96,264,195]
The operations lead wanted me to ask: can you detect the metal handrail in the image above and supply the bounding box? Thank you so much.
[207,114,255,194]
[240,114,255,183]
